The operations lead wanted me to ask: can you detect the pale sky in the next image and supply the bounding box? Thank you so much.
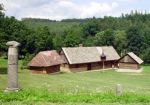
[1,0,149,20]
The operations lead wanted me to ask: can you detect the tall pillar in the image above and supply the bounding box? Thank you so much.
[5,41,20,92]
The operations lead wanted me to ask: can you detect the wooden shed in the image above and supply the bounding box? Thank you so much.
[28,50,64,74]
[60,46,120,72]
[118,52,143,70]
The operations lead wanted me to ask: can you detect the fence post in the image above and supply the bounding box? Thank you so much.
[116,84,122,96]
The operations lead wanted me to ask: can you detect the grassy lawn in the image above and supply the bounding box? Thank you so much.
[0,58,150,105]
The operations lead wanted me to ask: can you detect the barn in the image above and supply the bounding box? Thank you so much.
[60,46,120,72]
[117,52,143,71]
[28,50,64,74]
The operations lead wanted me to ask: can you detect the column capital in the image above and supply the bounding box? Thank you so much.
[6,41,20,47]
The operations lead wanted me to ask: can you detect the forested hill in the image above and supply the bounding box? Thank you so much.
[21,17,90,32]
[22,18,80,34]
[0,11,150,63]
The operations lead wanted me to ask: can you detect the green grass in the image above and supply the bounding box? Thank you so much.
[0,90,150,104]
[0,58,150,104]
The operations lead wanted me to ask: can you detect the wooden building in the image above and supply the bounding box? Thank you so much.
[118,52,143,70]
[28,50,64,74]
[60,46,120,72]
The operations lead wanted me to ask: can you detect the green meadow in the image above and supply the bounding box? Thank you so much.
[0,58,150,105]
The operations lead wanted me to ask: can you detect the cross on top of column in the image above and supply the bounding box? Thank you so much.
[6,41,20,47]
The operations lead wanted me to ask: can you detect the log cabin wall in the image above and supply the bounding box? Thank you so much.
[61,60,118,72]
[91,62,103,70]
[104,61,113,69]
[68,64,88,72]
[45,65,60,73]
[118,55,140,70]
[118,63,139,70]
[30,67,46,74]
[30,65,60,74]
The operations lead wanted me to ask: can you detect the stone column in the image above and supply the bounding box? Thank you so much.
[5,41,20,92]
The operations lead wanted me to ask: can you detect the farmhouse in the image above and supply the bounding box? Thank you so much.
[118,52,143,70]
[28,50,64,74]
[60,46,120,72]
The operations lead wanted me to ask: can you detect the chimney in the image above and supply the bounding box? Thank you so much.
[101,52,106,61]
[79,44,83,47]
[100,50,106,70]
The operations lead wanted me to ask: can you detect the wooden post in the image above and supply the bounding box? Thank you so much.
[5,41,20,92]
[103,61,105,69]
[116,84,122,96]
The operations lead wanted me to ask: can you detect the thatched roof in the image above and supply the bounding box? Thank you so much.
[127,52,143,64]
[28,50,64,67]
[62,46,120,64]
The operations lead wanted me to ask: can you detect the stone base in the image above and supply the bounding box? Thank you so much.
[116,68,143,73]
[4,88,19,92]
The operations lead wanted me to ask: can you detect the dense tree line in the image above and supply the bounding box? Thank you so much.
[0,8,150,63]
[22,18,57,22]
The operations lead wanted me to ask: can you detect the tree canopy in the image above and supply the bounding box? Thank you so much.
[0,10,150,63]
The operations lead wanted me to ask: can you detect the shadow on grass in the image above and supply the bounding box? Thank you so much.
[0,67,7,74]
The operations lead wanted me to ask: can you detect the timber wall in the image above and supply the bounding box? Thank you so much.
[118,55,141,70]
[30,65,60,74]
[118,63,139,70]
[61,61,117,72]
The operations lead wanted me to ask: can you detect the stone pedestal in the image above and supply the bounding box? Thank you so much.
[116,84,122,96]
[5,41,20,92]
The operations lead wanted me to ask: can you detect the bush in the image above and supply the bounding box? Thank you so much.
[141,48,150,64]
[21,53,35,69]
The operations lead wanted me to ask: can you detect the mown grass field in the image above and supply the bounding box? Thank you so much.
[0,58,150,105]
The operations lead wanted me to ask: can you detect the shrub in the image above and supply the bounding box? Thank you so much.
[20,53,35,69]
